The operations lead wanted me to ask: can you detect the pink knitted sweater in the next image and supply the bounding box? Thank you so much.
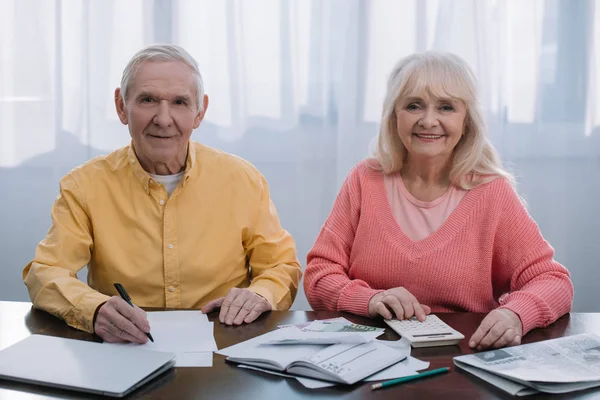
[305,161,573,334]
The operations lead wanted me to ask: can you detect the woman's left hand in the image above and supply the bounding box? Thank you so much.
[469,309,523,351]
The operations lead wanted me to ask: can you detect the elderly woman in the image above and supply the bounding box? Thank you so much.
[304,52,573,350]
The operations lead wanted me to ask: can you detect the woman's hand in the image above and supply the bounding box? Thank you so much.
[469,308,523,350]
[368,287,431,321]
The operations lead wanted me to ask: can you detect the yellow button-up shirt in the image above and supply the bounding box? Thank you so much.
[23,142,302,333]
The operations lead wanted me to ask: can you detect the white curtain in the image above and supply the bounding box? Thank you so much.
[1,0,599,311]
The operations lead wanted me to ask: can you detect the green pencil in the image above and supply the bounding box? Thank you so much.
[370,367,450,391]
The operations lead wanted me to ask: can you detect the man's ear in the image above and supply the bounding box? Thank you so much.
[115,88,128,125]
[193,95,209,129]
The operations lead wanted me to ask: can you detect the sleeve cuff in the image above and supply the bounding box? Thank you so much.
[337,285,384,317]
[499,293,548,335]
[68,292,111,333]
[247,285,277,310]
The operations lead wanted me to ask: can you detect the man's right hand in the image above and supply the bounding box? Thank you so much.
[368,287,431,321]
[94,296,150,343]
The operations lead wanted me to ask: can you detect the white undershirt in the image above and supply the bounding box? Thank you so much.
[149,171,184,196]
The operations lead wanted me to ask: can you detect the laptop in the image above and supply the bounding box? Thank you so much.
[0,334,175,397]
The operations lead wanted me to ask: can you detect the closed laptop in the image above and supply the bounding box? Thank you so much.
[0,335,175,397]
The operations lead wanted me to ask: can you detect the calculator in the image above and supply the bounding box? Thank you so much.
[384,314,465,348]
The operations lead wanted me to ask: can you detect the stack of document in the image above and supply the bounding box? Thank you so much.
[217,317,430,388]
[454,333,600,396]
[104,311,217,367]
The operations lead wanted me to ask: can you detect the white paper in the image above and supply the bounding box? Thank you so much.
[404,356,430,371]
[295,376,337,388]
[218,328,289,357]
[133,311,215,352]
[379,337,412,350]
[175,352,213,367]
[146,310,209,324]
[103,311,217,367]
[142,312,216,353]
[277,317,351,330]
[364,357,429,381]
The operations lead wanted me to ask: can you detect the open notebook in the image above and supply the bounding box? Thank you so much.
[0,335,175,397]
[218,327,408,384]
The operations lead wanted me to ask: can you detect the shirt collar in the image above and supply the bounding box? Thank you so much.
[128,142,196,194]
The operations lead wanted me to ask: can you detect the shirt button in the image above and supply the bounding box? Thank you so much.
[159,200,165,205]
[168,243,174,249]
[168,286,175,293]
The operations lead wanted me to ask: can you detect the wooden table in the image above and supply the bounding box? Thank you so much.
[1,301,599,399]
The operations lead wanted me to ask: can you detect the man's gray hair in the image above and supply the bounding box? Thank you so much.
[120,44,205,111]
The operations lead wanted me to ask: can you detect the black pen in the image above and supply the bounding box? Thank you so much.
[114,283,154,342]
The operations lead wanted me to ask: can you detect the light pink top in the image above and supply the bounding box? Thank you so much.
[384,173,468,241]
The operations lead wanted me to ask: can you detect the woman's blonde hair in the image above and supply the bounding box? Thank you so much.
[372,52,513,189]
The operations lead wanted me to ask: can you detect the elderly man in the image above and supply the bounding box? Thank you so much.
[23,44,302,344]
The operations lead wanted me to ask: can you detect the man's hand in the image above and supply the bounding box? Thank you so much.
[201,288,272,325]
[469,308,523,351]
[368,287,431,321]
[94,296,150,343]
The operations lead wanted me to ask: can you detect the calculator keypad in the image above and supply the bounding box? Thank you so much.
[384,315,465,347]
[390,315,448,333]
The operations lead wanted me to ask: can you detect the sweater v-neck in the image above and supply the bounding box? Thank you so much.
[367,168,481,256]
